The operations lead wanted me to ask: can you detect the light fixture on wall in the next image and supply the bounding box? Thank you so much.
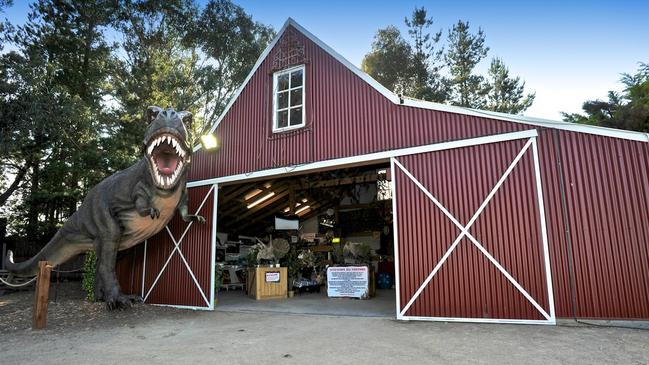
[200,133,219,150]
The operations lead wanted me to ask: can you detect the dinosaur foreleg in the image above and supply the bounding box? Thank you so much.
[178,187,205,223]
[94,238,141,310]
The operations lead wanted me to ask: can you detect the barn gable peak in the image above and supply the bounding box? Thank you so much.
[195,18,649,150]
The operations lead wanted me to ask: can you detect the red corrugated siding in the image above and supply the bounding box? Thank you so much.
[188,25,527,181]
[118,186,214,307]
[395,139,551,319]
[116,23,649,319]
[552,131,649,319]
[116,244,144,297]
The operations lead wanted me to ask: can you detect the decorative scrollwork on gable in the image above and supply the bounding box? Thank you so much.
[271,27,307,71]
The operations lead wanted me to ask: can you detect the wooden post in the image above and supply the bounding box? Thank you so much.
[32,261,52,330]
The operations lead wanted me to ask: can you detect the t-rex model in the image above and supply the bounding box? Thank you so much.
[6,106,205,309]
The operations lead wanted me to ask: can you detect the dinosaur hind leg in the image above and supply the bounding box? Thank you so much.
[94,237,141,310]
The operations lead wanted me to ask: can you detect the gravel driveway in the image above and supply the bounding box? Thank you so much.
[1,282,648,365]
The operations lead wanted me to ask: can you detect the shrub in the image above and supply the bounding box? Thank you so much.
[82,250,97,301]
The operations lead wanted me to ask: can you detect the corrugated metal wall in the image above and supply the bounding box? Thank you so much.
[550,131,649,319]
[394,138,551,320]
[118,185,214,308]
[116,244,144,297]
[188,25,527,182]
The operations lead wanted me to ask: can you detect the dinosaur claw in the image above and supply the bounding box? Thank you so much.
[105,293,142,311]
[148,207,159,219]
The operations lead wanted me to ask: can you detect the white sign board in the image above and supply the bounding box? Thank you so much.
[327,266,369,298]
[275,217,299,230]
[265,271,280,283]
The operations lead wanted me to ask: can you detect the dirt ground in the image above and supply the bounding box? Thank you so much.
[1,282,649,365]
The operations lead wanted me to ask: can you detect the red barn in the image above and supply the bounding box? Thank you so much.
[117,19,649,325]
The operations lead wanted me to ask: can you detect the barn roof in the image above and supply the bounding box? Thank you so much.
[194,18,649,153]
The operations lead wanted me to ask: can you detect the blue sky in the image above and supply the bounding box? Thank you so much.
[5,1,649,120]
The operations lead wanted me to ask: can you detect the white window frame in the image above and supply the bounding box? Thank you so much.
[272,64,306,133]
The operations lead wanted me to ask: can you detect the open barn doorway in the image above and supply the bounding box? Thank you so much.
[213,163,396,317]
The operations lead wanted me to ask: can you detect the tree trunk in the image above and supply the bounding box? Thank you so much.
[0,165,27,207]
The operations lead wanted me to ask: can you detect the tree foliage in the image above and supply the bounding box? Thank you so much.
[404,7,445,101]
[445,20,489,108]
[362,8,534,113]
[485,57,535,114]
[562,63,649,132]
[0,0,273,251]
[361,26,413,95]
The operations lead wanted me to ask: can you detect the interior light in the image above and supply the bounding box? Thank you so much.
[200,133,219,150]
[247,192,275,209]
[301,198,308,203]
[332,237,341,244]
[244,188,263,201]
[295,205,310,215]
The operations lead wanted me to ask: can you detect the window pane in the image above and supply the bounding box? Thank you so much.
[290,69,303,88]
[290,107,303,125]
[277,110,288,128]
[277,74,289,91]
[278,91,288,109]
[290,89,302,107]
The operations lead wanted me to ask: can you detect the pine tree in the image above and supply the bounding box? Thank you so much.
[485,58,535,114]
[445,20,490,108]
[404,7,446,102]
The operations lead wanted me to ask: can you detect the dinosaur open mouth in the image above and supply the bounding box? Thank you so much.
[146,134,187,188]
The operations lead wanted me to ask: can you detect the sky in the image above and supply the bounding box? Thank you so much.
[4,0,649,121]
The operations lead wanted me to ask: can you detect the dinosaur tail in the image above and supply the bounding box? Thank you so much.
[6,231,82,277]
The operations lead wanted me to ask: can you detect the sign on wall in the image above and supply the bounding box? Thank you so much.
[327,266,369,298]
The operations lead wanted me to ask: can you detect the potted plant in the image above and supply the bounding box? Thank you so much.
[285,245,299,298]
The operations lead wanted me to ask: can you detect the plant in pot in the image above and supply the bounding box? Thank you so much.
[284,245,299,298]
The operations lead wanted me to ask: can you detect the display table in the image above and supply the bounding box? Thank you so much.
[247,266,287,300]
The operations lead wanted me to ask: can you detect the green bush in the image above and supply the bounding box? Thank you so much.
[82,250,97,301]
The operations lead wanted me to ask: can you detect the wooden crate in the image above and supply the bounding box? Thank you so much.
[247,267,287,300]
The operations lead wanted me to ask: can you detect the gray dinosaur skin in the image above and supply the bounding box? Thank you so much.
[6,106,205,310]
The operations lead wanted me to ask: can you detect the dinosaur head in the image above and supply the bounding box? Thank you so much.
[143,106,192,190]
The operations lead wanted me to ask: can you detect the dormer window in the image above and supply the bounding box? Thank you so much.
[272,65,305,132]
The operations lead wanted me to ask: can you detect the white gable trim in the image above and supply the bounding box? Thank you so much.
[194,18,649,152]
[188,129,538,187]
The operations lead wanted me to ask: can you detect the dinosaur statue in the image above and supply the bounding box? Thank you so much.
[6,106,205,309]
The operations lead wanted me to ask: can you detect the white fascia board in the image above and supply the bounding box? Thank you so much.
[467,107,649,142]
[194,18,649,154]
[403,99,649,142]
[187,129,537,187]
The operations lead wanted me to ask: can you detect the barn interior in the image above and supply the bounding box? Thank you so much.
[214,163,396,316]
